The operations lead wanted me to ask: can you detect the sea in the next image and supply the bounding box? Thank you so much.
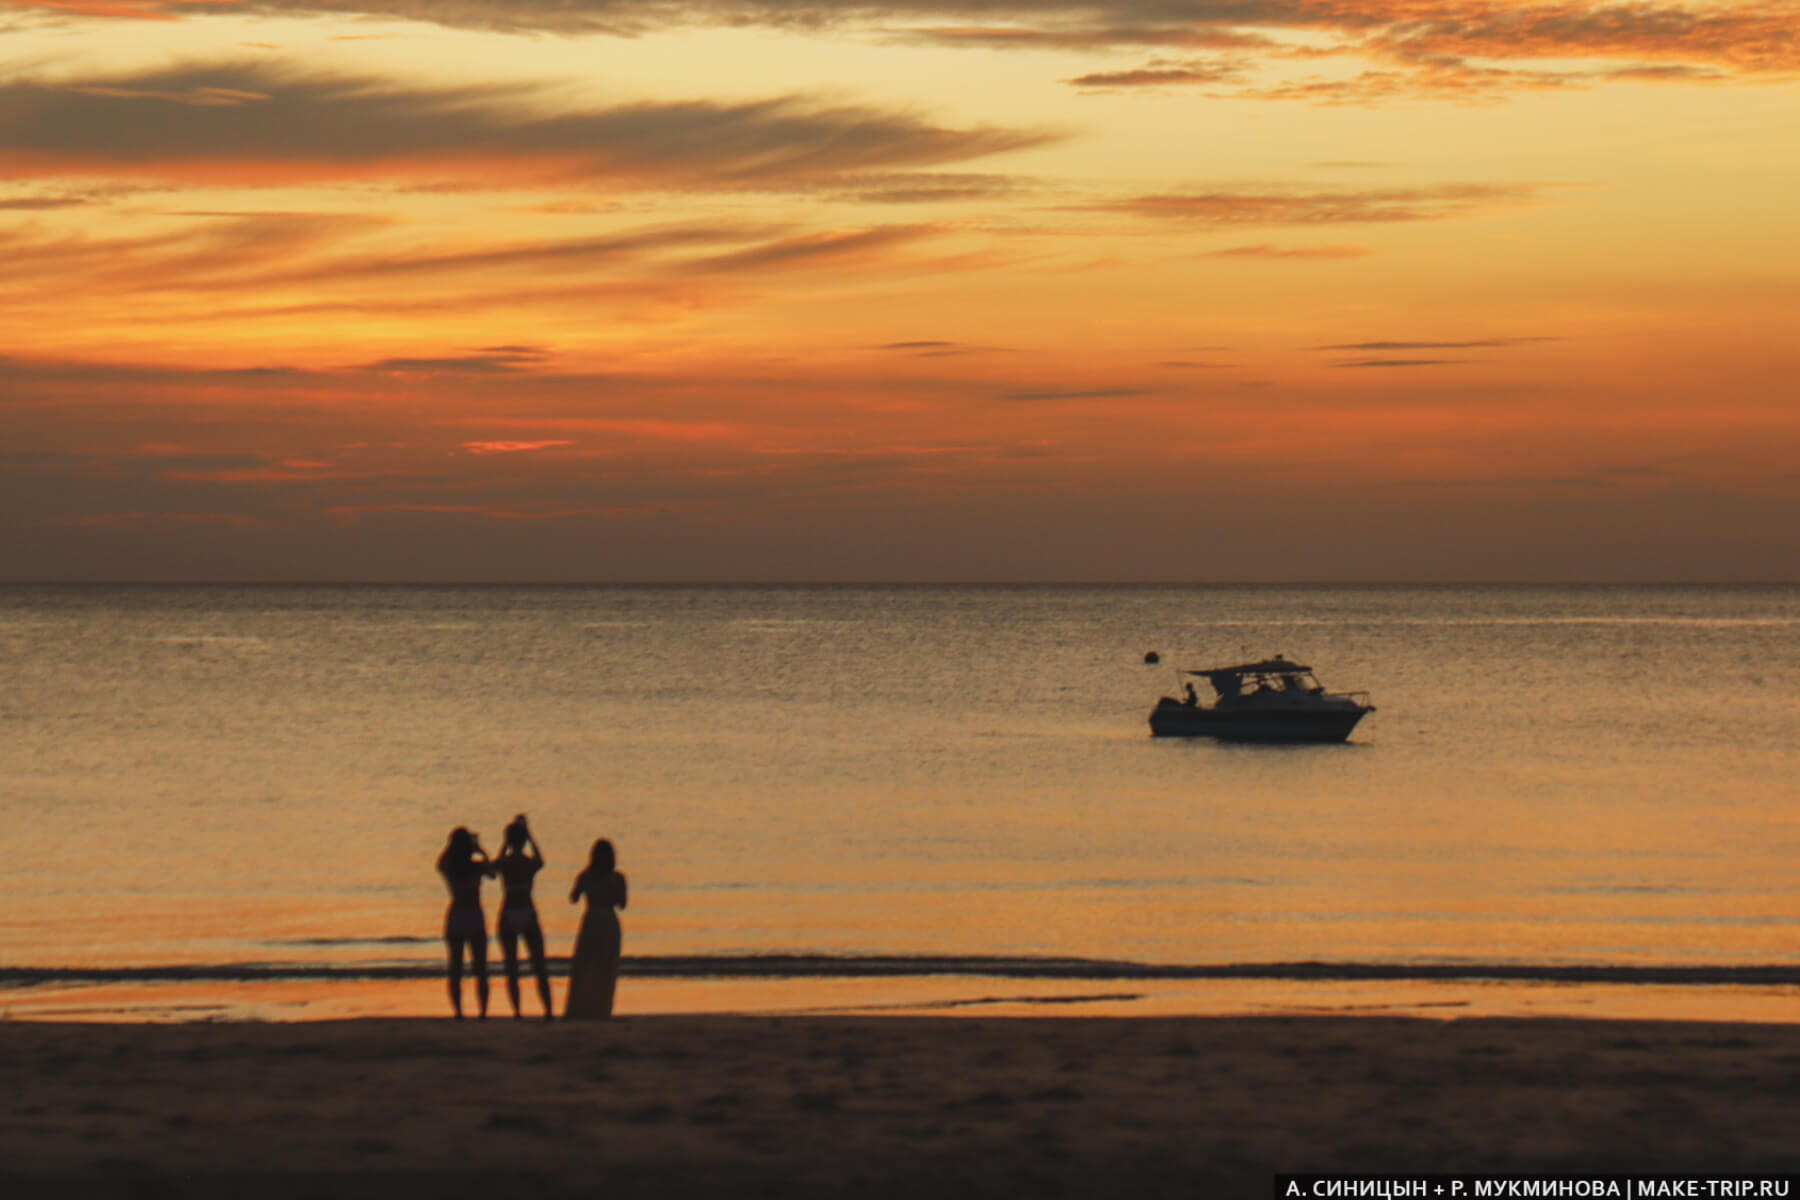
[2,584,1797,1023]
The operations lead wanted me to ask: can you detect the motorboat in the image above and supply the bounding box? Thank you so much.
[1149,654,1374,743]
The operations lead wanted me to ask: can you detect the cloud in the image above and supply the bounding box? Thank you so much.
[258,224,765,291]
[161,460,353,481]
[0,186,118,209]
[1221,58,1643,106]
[136,452,273,473]
[1003,387,1151,401]
[1065,57,1245,89]
[835,172,1028,205]
[358,346,552,374]
[1364,3,1800,74]
[461,440,577,454]
[1315,336,1559,366]
[0,353,318,393]
[0,211,985,333]
[30,0,1793,103]
[0,212,392,306]
[872,340,999,357]
[1314,338,1558,350]
[1332,358,1472,367]
[47,511,265,530]
[1205,243,1369,258]
[901,20,1279,52]
[321,501,704,522]
[1112,184,1540,225]
[0,61,1060,188]
[687,226,937,274]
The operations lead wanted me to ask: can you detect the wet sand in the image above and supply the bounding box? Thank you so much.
[5,1015,1799,1197]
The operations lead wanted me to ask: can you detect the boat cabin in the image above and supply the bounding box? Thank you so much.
[1191,655,1326,703]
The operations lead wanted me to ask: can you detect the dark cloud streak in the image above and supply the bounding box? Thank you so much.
[1205,242,1368,258]
[1003,387,1151,401]
[86,0,1800,97]
[1112,184,1539,225]
[1315,337,1559,349]
[1065,57,1244,88]
[0,62,1060,188]
[1333,358,1471,367]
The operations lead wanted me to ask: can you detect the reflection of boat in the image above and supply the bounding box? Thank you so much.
[1149,654,1374,743]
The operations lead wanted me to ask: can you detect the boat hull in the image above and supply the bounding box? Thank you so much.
[1148,700,1368,743]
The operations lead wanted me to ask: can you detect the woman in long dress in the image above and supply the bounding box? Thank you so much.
[564,838,627,1019]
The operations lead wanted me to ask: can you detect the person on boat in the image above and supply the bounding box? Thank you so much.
[494,814,554,1021]
[565,838,628,1019]
[1182,681,1199,707]
[436,826,495,1020]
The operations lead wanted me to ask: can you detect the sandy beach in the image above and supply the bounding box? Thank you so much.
[6,1014,1800,1197]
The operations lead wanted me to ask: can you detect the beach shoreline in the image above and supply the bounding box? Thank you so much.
[10,968,1800,1026]
[7,1013,1799,1197]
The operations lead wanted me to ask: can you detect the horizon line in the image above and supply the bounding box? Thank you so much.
[2,579,1795,589]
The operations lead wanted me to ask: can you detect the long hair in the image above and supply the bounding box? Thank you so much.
[443,826,478,879]
[587,838,615,875]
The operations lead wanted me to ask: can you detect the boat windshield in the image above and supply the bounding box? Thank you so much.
[1189,660,1325,699]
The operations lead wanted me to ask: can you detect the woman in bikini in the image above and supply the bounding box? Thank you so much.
[564,838,628,1019]
[494,814,554,1021]
[436,826,494,1020]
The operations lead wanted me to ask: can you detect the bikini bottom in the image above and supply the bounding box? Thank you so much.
[444,904,485,942]
[498,904,541,941]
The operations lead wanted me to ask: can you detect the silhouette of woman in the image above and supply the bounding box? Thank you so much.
[494,814,554,1021]
[437,826,494,1020]
[564,838,627,1019]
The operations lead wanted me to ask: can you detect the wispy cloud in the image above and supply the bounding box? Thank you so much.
[1220,56,1728,106]
[321,501,708,523]
[0,185,135,209]
[1065,57,1246,89]
[461,440,576,454]
[872,340,999,357]
[359,346,553,374]
[1003,387,1151,401]
[1315,338,1557,350]
[0,62,1060,189]
[1205,243,1369,258]
[1112,184,1540,225]
[1315,335,1558,366]
[47,511,265,530]
[32,0,1795,104]
[0,211,990,334]
[1333,358,1472,368]
[833,172,1029,205]
[687,226,938,274]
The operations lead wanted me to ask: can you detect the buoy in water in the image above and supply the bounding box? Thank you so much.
[1143,651,1160,665]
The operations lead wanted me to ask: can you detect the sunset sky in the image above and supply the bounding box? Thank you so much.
[2,0,1796,581]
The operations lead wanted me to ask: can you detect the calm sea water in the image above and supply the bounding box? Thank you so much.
[3,585,1797,1019]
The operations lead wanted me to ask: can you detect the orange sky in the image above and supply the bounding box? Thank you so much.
[2,0,1797,580]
